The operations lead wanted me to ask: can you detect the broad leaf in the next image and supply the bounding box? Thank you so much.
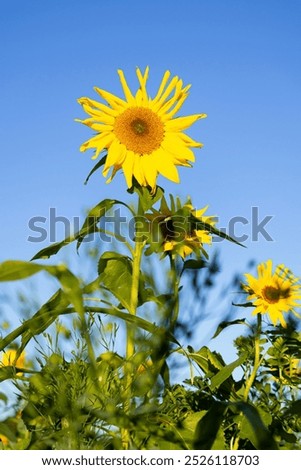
[98,252,133,312]
[232,402,277,449]
[193,402,227,449]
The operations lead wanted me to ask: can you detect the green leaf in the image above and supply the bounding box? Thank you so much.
[283,399,301,417]
[31,198,133,260]
[76,199,131,250]
[193,402,227,449]
[0,260,83,315]
[210,353,248,390]
[98,251,133,312]
[84,154,107,185]
[31,238,75,261]
[232,301,254,308]
[192,216,245,247]
[0,260,46,281]
[232,402,277,449]
[182,259,207,271]
[212,318,246,339]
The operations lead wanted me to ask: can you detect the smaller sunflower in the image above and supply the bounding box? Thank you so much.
[1,349,25,368]
[146,197,217,259]
[242,260,301,327]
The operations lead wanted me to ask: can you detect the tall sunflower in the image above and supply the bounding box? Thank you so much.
[242,260,301,327]
[77,67,206,189]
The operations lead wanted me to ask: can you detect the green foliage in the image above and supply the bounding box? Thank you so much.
[1,192,300,451]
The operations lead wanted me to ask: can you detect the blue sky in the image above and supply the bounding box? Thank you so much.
[0,1,301,343]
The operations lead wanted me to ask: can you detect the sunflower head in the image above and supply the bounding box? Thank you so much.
[77,67,206,190]
[242,260,301,327]
[1,349,25,375]
[145,196,217,259]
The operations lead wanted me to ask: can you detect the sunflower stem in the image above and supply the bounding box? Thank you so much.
[169,254,180,333]
[122,199,145,449]
[232,314,262,450]
[243,314,262,401]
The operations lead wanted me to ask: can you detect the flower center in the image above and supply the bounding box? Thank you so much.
[114,107,164,154]
[262,285,281,304]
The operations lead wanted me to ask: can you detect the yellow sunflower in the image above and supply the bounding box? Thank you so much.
[1,349,25,375]
[163,205,216,258]
[242,260,301,327]
[147,198,216,259]
[77,67,206,189]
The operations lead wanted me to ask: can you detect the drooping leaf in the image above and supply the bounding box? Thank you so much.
[232,302,254,308]
[182,259,207,271]
[31,238,75,261]
[76,199,132,250]
[31,198,133,260]
[84,154,107,185]
[192,216,245,247]
[0,260,83,315]
[212,318,246,339]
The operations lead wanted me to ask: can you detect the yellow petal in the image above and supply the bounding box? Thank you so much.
[153,149,180,183]
[122,150,135,188]
[104,139,126,172]
[80,132,114,159]
[94,87,127,109]
[117,69,135,104]
[140,154,158,189]
[152,70,171,103]
[165,114,207,131]
[162,135,196,162]
[78,97,118,116]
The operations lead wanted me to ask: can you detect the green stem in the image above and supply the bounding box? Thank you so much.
[243,314,262,401]
[169,254,180,333]
[122,221,145,449]
[232,314,262,450]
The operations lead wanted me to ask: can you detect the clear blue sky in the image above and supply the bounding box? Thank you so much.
[1,0,301,329]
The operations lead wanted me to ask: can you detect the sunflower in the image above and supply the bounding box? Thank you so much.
[1,349,25,371]
[163,205,216,258]
[242,260,301,327]
[77,67,206,190]
[146,197,216,259]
